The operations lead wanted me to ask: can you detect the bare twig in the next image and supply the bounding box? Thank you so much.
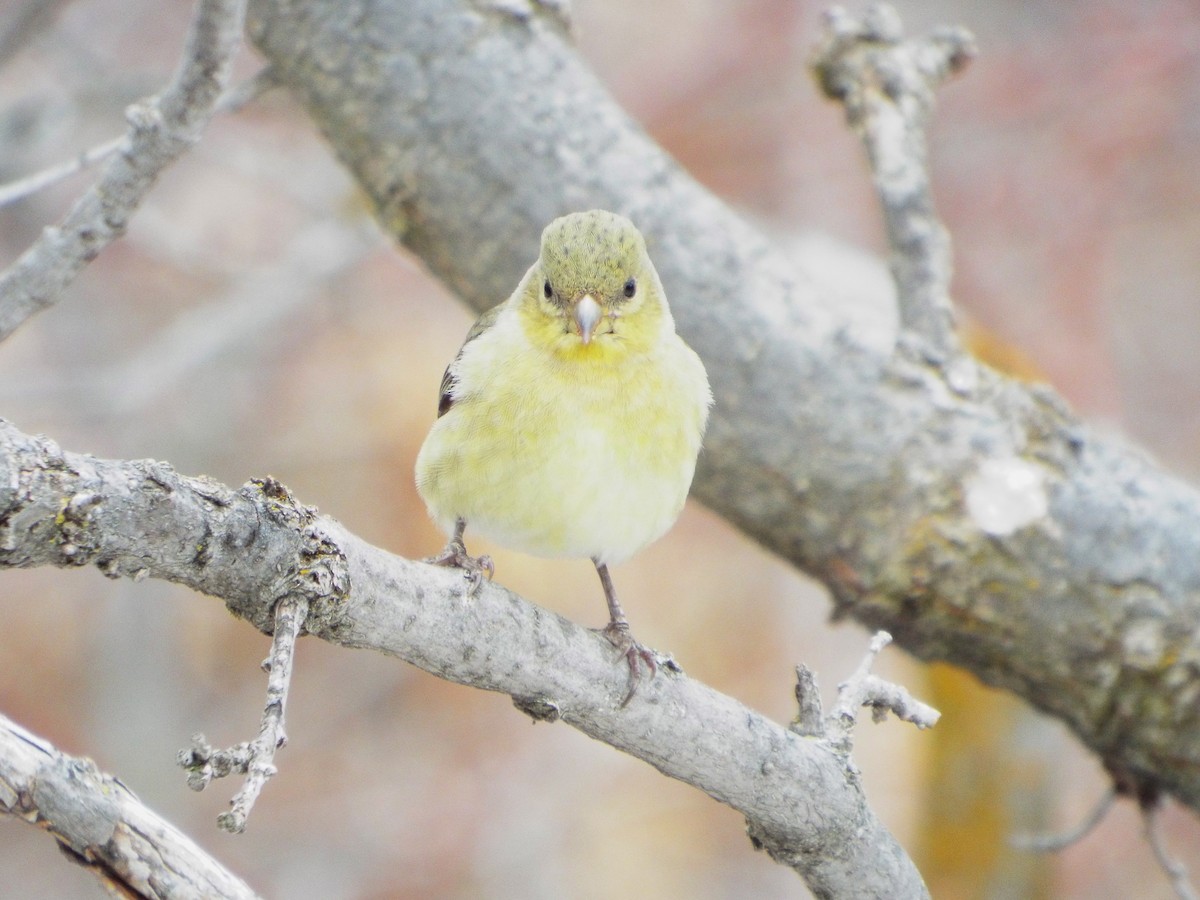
[1014,787,1197,898]
[824,631,940,754]
[0,66,277,211]
[0,218,375,413]
[0,713,261,899]
[0,137,123,209]
[178,595,309,833]
[1144,804,1199,900]
[215,64,280,115]
[1011,788,1117,853]
[0,0,247,342]
[789,634,939,750]
[811,3,975,357]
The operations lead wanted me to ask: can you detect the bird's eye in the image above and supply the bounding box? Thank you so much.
[543,280,553,299]
[623,277,637,298]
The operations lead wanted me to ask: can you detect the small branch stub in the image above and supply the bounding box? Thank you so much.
[792,665,824,737]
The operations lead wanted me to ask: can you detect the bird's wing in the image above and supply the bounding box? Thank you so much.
[437,302,505,417]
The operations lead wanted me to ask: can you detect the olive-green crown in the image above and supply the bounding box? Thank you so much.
[539,210,648,302]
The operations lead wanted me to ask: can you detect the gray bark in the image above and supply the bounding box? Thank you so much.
[0,0,245,341]
[244,0,1200,814]
[0,713,261,899]
[0,417,928,897]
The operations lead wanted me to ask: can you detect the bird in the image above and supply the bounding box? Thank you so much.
[414,209,712,704]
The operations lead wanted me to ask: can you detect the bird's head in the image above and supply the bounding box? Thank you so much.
[520,210,670,359]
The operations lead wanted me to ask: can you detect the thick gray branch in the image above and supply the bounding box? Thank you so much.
[0,0,245,341]
[0,714,260,900]
[0,417,927,898]
[245,0,1200,814]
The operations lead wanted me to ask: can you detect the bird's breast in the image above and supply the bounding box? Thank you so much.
[418,336,705,564]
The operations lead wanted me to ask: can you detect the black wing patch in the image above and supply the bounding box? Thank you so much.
[437,303,504,418]
[436,364,456,418]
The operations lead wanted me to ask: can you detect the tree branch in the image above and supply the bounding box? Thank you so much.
[0,417,930,897]
[0,66,277,212]
[178,594,308,833]
[0,0,246,342]
[0,713,261,900]
[811,4,973,356]
[790,631,939,753]
[1144,804,1199,900]
[1011,788,1117,853]
[243,0,1200,816]
[827,632,940,752]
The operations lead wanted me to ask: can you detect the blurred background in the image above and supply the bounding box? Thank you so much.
[1,0,1198,897]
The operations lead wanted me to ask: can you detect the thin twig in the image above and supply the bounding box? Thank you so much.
[215,64,280,115]
[0,217,375,412]
[795,631,939,753]
[178,595,309,833]
[1012,785,1197,899]
[224,594,309,832]
[0,137,124,210]
[0,66,275,210]
[827,631,940,753]
[1011,787,1116,852]
[811,3,975,357]
[1144,803,1199,900]
[0,0,247,342]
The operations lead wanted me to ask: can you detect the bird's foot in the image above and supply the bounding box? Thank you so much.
[600,619,657,707]
[424,540,494,595]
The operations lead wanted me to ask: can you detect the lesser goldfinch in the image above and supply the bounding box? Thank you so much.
[415,210,712,703]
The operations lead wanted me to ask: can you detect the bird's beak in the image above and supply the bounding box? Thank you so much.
[574,294,601,345]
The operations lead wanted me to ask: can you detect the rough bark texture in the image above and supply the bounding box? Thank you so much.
[0,423,349,635]
[0,714,261,899]
[0,418,928,897]
[244,0,1200,813]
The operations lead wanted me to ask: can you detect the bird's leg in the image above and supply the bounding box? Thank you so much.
[594,559,657,706]
[424,517,494,595]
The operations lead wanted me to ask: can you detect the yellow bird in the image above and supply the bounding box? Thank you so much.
[415,210,711,702]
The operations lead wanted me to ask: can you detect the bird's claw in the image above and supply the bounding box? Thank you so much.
[464,555,495,594]
[424,541,493,596]
[600,620,658,707]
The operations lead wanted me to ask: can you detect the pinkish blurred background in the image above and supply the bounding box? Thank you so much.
[1,1,1197,897]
